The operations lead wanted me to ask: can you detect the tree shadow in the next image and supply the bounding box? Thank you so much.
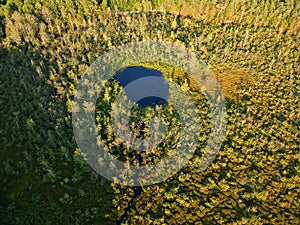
[0,43,117,225]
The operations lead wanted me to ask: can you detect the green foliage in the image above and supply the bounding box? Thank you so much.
[0,0,299,224]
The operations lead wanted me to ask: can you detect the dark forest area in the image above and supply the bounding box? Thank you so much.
[0,0,299,224]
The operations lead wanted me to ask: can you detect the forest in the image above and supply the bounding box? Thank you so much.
[0,0,299,224]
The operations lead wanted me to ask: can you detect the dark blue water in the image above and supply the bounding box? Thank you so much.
[115,66,169,107]
[115,66,169,224]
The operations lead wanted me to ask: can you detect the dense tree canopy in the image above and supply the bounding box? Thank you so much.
[0,0,299,224]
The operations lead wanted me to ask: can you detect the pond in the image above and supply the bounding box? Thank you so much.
[115,66,169,108]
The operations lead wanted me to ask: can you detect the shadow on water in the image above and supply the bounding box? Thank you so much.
[115,66,169,107]
[115,66,169,225]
